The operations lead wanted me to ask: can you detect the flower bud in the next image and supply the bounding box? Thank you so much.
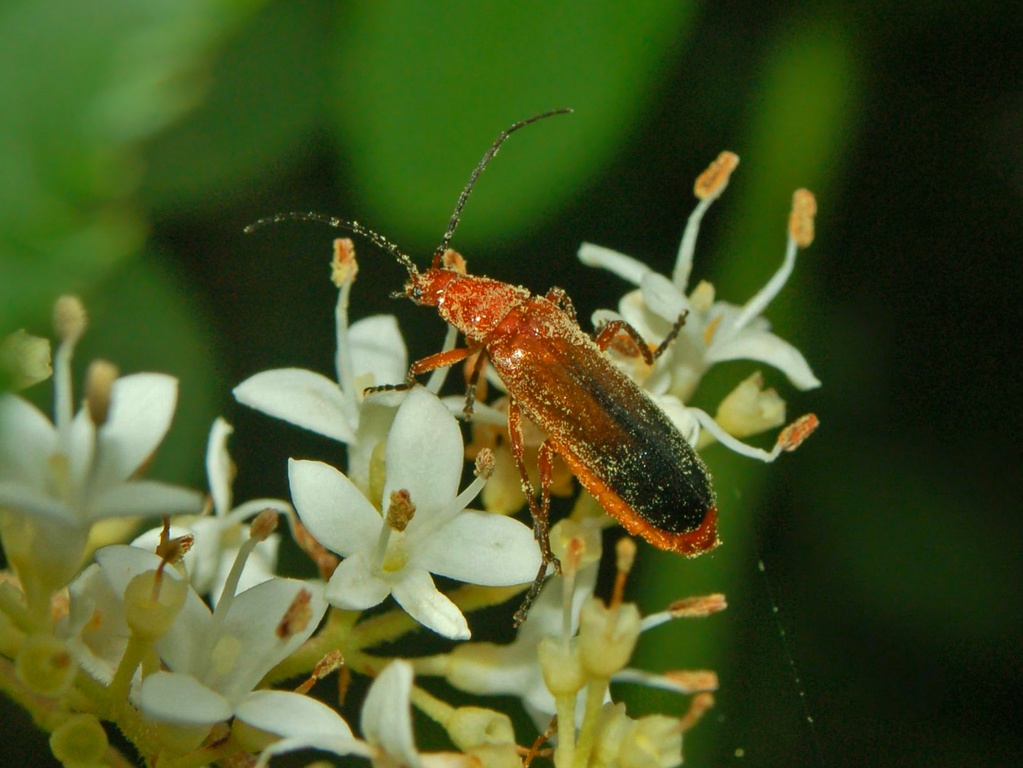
[123,570,188,640]
[16,634,77,697]
[447,706,515,751]
[537,636,585,696]
[578,597,642,679]
[49,713,108,767]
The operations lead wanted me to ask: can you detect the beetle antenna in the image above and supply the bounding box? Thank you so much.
[244,211,419,276]
[435,108,573,265]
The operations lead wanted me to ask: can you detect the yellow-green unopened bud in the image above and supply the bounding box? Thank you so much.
[124,570,188,640]
[49,713,108,767]
[447,707,515,751]
[537,636,585,696]
[578,598,642,679]
[467,743,522,768]
[16,634,76,697]
[619,714,682,768]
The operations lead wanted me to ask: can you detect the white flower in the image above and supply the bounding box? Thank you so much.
[92,544,327,737]
[256,660,473,768]
[579,160,819,403]
[132,417,287,603]
[0,322,202,604]
[289,386,541,640]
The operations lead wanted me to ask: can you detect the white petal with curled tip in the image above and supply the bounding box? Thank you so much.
[233,368,354,442]
[707,329,821,390]
[140,671,233,726]
[88,481,204,521]
[288,459,381,555]
[348,315,408,387]
[93,374,178,489]
[325,551,391,610]
[362,660,421,768]
[640,272,687,322]
[0,394,56,487]
[391,568,470,641]
[236,689,355,741]
[578,243,652,285]
[383,388,462,522]
[205,418,233,515]
[0,481,73,524]
[414,511,540,586]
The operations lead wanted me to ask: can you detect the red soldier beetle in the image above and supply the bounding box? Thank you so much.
[247,110,718,621]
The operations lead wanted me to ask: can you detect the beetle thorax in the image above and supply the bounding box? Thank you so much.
[408,269,530,343]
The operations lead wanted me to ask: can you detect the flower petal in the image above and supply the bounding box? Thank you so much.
[362,660,420,767]
[706,329,821,390]
[236,689,355,741]
[324,551,390,610]
[288,459,381,555]
[88,481,204,522]
[139,671,232,726]
[218,579,327,696]
[93,374,178,487]
[205,418,233,516]
[233,368,354,442]
[391,568,470,640]
[415,512,540,586]
[578,243,652,286]
[348,315,408,387]
[0,394,57,488]
[384,388,462,522]
[640,272,687,323]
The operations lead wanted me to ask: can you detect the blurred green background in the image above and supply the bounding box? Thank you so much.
[2,1,1019,766]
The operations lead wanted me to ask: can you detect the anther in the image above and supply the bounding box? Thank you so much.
[694,151,740,201]
[331,238,359,287]
[789,189,817,248]
[53,295,87,344]
[776,413,819,451]
[385,490,416,532]
[84,360,118,428]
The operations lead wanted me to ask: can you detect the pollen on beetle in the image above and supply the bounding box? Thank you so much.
[789,189,817,248]
[276,588,313,640]
[776,413,820,451]
[331,237,359,287]
[385,489,416,532]
[84,360,118,427]
[694,151,740,201]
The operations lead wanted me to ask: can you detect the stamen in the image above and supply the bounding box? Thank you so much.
[776,413,819,451]
[473,448,495,480]
[679,691,715,733]
[330,238,359,287]
[674,152,740,290]
[788,189,817,248]
[52,296,87,431]
[693,151,740,201]
[84,360,118,428]
[249,508,280,541]
[294,649,344,695]
[610,537,636,609]
[385,489,416,533]
[332,243,360,431]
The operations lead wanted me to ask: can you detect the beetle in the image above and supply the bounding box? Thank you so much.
[247,111,718,618]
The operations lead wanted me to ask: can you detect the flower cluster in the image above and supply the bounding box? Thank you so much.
[0,152,817,767]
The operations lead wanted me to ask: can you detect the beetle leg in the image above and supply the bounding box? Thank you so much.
[462,348,488,420]
[508,400,561,625]
[545,286,577,324]
[363,346,476,398]
[594,311,689,364]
